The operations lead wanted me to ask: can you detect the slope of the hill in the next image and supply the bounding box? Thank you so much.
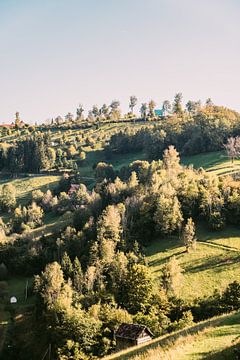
[104,312,240,360]
[146,226,240,301]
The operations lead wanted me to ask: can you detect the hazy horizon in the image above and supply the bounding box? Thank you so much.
[1,0,239,123]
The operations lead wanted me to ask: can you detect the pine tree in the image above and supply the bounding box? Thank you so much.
[73,257,83,292]
[61,252,73,280]
[182,218,196,252]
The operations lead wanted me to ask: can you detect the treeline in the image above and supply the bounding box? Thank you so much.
[0,134,55,173]
[105,105,240,159]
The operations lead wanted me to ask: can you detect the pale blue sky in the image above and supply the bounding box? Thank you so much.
[0,0,239,123]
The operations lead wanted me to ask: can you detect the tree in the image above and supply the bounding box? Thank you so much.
[124,263,154,313]
[129,96,138,114]
[76,104,84,121]
[140,103,147,120]
[0,184,16,211]
[95,162,115,182]
[206,98,214,107]
[224,137,240,163]
[100,104,109,119]
[27,202,44,227]
[65,113,74,123]
[61,252,73,280]
[67,145,77,158]
[58,307,101,356]
[173,93,183,114]
[148,100,156,117]
[48,147,56,168]
[222,281,240,310]
[97,205,122,264]
[186,100,201,114]
[72,257,83,293]
[57,340,87,360]
[154,189,183,235]
[162,146,181,173]
[182,218,196,252]
[162,100,171,114]
[162,256,183,296]
[110,100,121,120]
[92,105,100,118]
[34,262,72,311]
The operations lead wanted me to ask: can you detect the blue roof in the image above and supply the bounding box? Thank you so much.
[154,109,163,116]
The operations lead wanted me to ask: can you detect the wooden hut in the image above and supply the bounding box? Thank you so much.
[115,323,153,350]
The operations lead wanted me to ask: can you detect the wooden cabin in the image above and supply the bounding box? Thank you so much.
[115,323,153,350]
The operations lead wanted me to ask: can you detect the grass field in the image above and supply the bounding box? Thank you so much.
[146,225,240,301]
[0,175,60,206]
[105,312,240,360]
[182,151,240,176]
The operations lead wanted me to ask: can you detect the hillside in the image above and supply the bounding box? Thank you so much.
[146,226,240,301]
[1,109,240,359]
[104,312,240,360]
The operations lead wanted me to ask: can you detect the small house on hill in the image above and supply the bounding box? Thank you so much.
[115,323,153,350]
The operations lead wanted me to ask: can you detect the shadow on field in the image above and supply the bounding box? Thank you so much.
[184,254,240,274]
[202,341,240,360]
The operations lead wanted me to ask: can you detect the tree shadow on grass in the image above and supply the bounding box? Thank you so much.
[184,254,240,274]
[202,341,240,359]
[148,250,186,268]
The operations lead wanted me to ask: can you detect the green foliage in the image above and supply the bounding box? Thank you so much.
[57,340,88,360]
[154,184,183,235]
[161,256,183,297]
[124,263,154,314]
[0,183,16,211]
[222,281,240,311]
[34,262,72,311]
[182,218,196,252]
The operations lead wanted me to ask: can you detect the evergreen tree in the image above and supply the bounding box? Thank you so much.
[61,252,73,280]
[182,218,196,252]
[73,257,83,293]
[173,92,183,114]
[129,96,138,114]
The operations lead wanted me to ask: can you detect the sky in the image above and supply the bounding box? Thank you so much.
[0,0,239,123]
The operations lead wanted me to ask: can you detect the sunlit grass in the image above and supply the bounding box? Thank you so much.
[145,225,240,301]
[0,175,60,206]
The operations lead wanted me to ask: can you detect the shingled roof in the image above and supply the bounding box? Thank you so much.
[115,323,153,340]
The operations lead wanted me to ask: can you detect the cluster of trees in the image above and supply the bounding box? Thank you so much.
[106,104,240,159]
[0,134,54,173]
[0,133,87,174]
[2,145,240,358]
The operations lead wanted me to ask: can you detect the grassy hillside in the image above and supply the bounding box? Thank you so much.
[146,226,240,301]
[182,151,240,176]
[105,312,240,360]
[0,175,60,206]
